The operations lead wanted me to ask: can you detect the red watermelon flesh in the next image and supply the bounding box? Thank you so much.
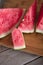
[0,8,23,38]
[18,0,37,33]
[36,3,43,33]
[12,28,26,50]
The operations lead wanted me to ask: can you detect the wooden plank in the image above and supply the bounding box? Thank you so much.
[0,0,43,56]
[0,0,5,8]
[0,33,43,56]
[0,46,9,53]
[3,0,43,10]
[0,48,39,65]
[4,0,35,8]
[25,57,43,65]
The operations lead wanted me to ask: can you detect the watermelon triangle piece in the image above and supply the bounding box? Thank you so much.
[36,3,43,34]
[12,28,26,50]
[18,0,37,33]
[0,8,24,38]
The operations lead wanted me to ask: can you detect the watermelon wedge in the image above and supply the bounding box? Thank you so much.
[0,8,24,38]
[12,28,26,50]
[36,3,43,34]
[18,0,37,33]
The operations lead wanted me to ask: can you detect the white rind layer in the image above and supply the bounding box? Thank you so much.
[0,21,18,38]
[36,29,43,34]
[0,9,26,38]
[19,29,34,33]
[0,27,13,38]
[14,45,26,50]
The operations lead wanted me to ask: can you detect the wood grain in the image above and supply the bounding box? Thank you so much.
[0,33,43,56]
[0,0,43,56]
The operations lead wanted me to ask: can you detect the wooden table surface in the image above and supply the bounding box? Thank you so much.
[0,0,43,56]
[0,46,43,65]
[0,0,43,65]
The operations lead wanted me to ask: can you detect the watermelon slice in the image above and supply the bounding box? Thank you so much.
[0,8,24,38]
[12,28,26,50]
[36,3,43,34]
[18,0,37,33]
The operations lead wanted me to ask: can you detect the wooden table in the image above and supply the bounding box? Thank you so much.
[0,46,43,65]
[0,0,43,65]
[0,0,43,56]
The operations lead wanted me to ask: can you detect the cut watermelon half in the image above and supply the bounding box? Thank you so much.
[36,3,43,34]
[12,28,26,50]
[0,8,24,38]
[18,0,37,33]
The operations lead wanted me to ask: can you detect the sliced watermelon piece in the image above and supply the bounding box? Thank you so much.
[0,8,23,38]
[18,0,37,33]
[12,28,26,50]
[36,3,43,34]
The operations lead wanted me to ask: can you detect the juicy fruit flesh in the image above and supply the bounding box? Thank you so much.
[36,4,43,31]
[37,18,43,30]
[0,8,23,34]
[18,19,33,30]
[18,0,37,32]
[12,28,26,50]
